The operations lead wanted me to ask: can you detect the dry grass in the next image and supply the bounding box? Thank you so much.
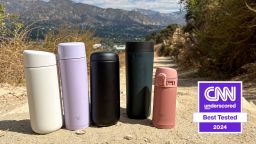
[0,26,100,85]
[0,30,33,84]
[43,26,101,62]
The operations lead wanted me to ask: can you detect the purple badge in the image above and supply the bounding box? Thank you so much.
[193,81,247,133]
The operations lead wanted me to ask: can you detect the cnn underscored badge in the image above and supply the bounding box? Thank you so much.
[193,81,247,133]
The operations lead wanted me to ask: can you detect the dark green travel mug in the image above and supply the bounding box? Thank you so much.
[126,42,154,119]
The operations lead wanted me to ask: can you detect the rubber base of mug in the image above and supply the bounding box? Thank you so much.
[93,120,119,127]
[153,123,175,129]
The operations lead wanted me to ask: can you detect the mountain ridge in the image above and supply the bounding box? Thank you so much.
[3,0,185,26]
[1,0,185,43]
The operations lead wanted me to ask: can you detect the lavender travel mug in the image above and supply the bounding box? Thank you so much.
[58,42,89,130]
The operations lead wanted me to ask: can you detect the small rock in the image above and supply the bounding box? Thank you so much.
[115,123,121,126]
[144,138,151,143]
[75,129,86,135]
[123,135,133,140]
[165,141,171,144]
[0,131,6,137]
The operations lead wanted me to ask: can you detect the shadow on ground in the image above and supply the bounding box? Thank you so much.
[0,119,35,135]
[119,107,153,127]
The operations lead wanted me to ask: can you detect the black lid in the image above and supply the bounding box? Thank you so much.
[126,41,154,52]
[91,52,119,61]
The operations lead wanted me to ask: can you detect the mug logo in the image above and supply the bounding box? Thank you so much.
[156,73,177,87]
[167,80,175,86]
[76,115,80,120]
[204,86,236,102]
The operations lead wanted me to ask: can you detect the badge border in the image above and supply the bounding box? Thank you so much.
[197,81,243,134]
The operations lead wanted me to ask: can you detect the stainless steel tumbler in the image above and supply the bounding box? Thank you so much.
[126,42,154,119]
[153,67,178,129]
[58,42,89,130]
[23,50,63,134]
[90,52,120,126]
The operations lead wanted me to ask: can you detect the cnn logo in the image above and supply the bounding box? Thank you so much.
[204,87,236,102]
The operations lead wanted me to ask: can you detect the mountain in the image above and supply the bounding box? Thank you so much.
[133,9,186,25]
[1,0,185,43]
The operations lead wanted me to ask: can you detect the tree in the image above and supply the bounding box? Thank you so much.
[145,24,178,44]
[180,0,256,77]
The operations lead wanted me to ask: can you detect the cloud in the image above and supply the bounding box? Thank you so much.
[72,0,181,13]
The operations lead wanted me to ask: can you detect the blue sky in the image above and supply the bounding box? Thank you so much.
[45,0,181,13]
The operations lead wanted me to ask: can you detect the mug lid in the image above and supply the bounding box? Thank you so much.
[91,52,119,61]
[155,67,178,88]
[23,50,56,68]
[126,41,154,52]
[58,42,86,60]
[156,67,177,78]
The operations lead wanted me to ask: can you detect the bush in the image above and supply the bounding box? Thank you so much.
[157,44,171,57]
[0,26,100,84]
[0,41,31,84]
[0,4,31,84]
[0,4,23,41]
[146,24,178,44]
[43,26,101,62]
[180,0,256,77]
[0,4,100,84]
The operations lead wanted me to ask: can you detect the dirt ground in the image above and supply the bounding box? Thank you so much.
[0,56,256,144]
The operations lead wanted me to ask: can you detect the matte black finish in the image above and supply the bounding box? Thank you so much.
[126,42,154,52]
[90,52,120,126]
[91,52,119,61]
[126,42,154,119]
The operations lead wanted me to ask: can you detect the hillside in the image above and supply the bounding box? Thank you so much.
[1,0,185,43]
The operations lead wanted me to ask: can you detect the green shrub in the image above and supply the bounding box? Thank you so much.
[180,0,256,77]
[146,24,178,44]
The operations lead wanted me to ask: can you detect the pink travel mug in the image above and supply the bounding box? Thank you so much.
[153,67,178,129]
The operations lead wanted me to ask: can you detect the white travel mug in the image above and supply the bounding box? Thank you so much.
[23,50,63,134]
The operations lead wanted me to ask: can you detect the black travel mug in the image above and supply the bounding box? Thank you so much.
[90,52,120,126]
[126,42,154,119]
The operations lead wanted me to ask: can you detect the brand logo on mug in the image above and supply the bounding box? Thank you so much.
[193,81,247,133]
[167,80,176,86]
[76,116,80,120]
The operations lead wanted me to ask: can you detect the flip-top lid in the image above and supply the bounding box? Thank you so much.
[23,50,57,68]
[58,42,86,60]
[91,52,119,61]
[156,67,177,78]
[155,67,178,88]
[126,41,154,52]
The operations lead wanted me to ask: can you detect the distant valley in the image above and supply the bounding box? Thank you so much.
[2,0,186,43]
